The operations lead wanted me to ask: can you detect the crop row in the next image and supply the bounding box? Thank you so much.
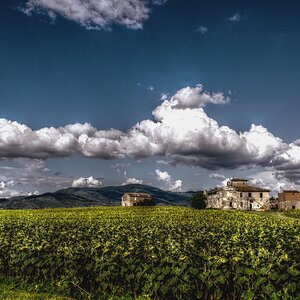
[0,207,299,299]
[284,209,300,219]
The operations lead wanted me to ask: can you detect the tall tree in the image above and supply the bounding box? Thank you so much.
[190,192,206,209]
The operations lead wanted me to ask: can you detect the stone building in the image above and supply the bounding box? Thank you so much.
[205,178,270,211]
[278,191,300,210]
[121,193,155,206]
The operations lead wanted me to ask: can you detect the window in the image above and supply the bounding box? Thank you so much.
[240,202,243,207]
[248,192,252,197]
[229,202,232,207]
[260,193,263,198]
[292,206,296,209]
[240,193,243,197]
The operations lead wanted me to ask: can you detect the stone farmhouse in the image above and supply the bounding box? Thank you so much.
[121,193,155,206]
[278,191,300,210]
[205,178,270,211]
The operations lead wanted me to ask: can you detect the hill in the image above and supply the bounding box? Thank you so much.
[0,184,194,209]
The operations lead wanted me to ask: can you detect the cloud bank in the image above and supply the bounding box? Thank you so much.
[249,171,297,193]
[21,0,167,30]
[1,84,300,185]
[0,158,72,197]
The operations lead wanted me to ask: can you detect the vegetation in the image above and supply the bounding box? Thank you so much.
[284,209,300,219]
[0,277,73,300]
[0,207,299,299]
[190,192,206,209]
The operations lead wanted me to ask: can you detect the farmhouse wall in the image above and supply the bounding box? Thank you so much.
[121,193,154,206]
[206,179,270,211]
[278,191,300,210]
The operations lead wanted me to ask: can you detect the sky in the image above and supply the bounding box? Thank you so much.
[1,0,300,197]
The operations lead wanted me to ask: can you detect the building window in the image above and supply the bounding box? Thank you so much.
[240,202,243,207]
[260,193,263,198]
[257,205,260,208]
[240,193,242,197]
[229,202,232,207]
[292,206,296,209]
[250,200,253,203]
[248,192,252,197]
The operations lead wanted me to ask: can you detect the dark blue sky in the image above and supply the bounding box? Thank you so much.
[0,0,300,195]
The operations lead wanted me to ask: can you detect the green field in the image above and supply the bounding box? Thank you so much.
[0,207,299,299]
[284,209,300,219]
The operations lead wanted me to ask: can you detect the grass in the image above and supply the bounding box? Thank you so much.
[0,278,73,300]
[0,277,151,300]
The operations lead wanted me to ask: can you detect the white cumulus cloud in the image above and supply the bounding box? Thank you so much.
[122,177,143,185]
[1,83,300,186]
[21,0,167,30]
[155,169,182,192]
[72,176,103,188]
[155,169,171,182]
[163,84,230,109]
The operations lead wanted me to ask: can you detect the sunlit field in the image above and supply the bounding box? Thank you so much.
[0,207,299,299]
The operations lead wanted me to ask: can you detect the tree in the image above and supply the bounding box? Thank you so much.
[190,192,207,209]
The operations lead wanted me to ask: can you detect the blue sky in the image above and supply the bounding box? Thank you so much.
[0,0,300,196]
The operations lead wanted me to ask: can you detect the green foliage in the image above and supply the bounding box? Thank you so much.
[0,207,299,299]
[284,209,300,219]
[190,192,207,209]
[0,277,72,299]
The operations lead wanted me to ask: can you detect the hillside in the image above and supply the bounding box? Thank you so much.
[0,184,194,209]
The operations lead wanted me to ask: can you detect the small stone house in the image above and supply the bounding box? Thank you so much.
[121,193,155,206]
[205,178,270,211]
[278,191,300,210]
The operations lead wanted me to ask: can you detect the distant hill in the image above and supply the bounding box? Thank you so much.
[0,184,196,209]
